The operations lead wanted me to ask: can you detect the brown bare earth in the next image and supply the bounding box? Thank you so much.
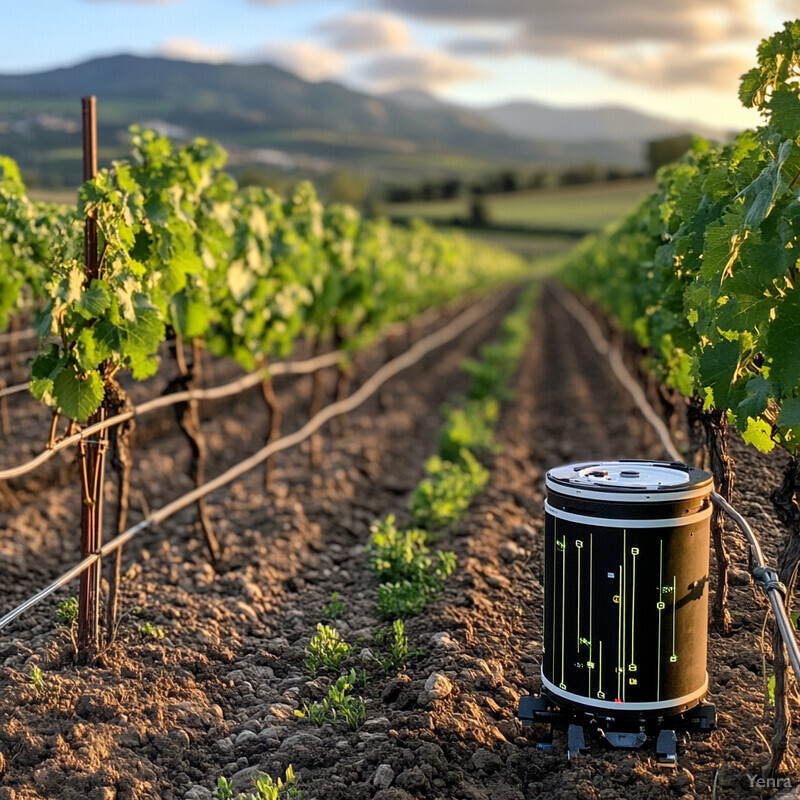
[0,287,796,800]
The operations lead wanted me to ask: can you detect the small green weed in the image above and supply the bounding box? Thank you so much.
[322,592,345,620]
[303,624,352,678]
[295,669,366,730]
[380,619,422,673]
[29,665,45,695]
[368,515,456,619]
[438,398,500,463]
[375,554,455,619]
[138,622,166,640]
[410,449,489,530]
[214,765,302,800]
[367,515,432,584]
[55,596,79,652]
[56,597,78,625]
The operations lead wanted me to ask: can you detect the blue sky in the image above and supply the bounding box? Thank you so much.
[4,0,796,130]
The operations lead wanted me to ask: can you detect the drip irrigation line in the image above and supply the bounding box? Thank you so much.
[0,297,479,479]
[552,282,800,684]
[0,328,36,345]
[0,349,355,481]
[0,382,31,399]
[0,289,507,632]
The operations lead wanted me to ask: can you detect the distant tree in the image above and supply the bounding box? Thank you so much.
[441,178,462,199]
[469,187,490,227]
[386,186,415,203]
[559,164,605,186]
[528,169,558,190]
[421,181,437,201]
[646,134,694,174]
[499,170,519,193]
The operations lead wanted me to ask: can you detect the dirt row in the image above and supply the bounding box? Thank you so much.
[0,284,796,800]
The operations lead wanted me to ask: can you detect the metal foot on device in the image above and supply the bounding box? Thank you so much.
[600,730,647,750]
[567,725,590,760]
[655,730,678,769]
[517,692,715,766]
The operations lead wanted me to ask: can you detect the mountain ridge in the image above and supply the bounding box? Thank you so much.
[0,54,708,187]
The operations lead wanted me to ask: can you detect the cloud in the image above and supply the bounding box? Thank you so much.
[316,12,412,53]
[382,0,762,90]
[518,3,757,50]
[262,41,346,81]
[585,48,754,90]
[381,0,760,50]
[359,51,483,91]
[158,38,232,63]
[448,37,518,58]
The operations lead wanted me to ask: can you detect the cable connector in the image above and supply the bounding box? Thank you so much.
[752,566,787,600]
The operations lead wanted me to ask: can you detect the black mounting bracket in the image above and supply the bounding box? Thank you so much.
[516,691,716,766]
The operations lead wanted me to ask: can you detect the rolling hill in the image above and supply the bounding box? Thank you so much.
[0,55,656,188]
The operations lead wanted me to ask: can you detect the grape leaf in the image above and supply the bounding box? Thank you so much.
[53,366,104,421]
[767,299,800,391]
[768,85,800,140]
[698,339,740,409]
[778,395,800,428]
[77,279,111,319]
[737,376,774,419]
[740,417,776,452]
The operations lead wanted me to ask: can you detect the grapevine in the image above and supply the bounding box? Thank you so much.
[562,20,800,774]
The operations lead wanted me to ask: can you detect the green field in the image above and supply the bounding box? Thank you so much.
[457,229,578,260]
[387,178,655,232]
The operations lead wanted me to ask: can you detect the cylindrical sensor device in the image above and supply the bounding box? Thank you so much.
[542,460,714,718]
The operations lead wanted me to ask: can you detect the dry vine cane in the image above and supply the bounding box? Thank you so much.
[165,333,221,565]
[255,357,282,491]
[104,378,135,645]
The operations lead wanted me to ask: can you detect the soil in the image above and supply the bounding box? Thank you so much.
[0,284,796,800]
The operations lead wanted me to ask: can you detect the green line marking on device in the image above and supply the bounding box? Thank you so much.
[576,539,582,651]
[630,545,638,674]
[622,530,627,703]
[671,574,678,662]
[597,640,604,699]
[561,534,567,687]
[588,534,594,696]
[657,539,663,702]
[617,565,623,701]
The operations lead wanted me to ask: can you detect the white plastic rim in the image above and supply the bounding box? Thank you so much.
[546,461,712,504]
[544,480,713,504]
[544,501,713,529]
[540,672,709,714]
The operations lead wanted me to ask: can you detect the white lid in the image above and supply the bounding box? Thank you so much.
[546,460,712,499]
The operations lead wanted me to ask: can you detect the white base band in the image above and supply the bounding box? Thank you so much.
[540,672,709,713]
[545,500,713,529]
